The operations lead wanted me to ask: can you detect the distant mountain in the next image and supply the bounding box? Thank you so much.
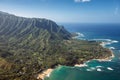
[0,11,112,80]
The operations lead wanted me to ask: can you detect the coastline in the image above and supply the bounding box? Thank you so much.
[37,69,53,80]
[74,50,114,67]
[37,50,115,80]
[95,50,115,62]
[74,63,88,67]
[37,42,115,80]
[75,42,115,67]
[98,42,115,61]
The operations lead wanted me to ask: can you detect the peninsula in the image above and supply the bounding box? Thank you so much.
[0,11,113,80]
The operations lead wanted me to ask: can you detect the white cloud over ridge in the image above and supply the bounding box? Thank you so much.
[74,0,91,3]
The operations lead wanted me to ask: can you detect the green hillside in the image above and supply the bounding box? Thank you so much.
[0,11,112,80]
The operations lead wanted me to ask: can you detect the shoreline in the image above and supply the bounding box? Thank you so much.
[98,42,115,61]
[37,42,115,80]
[37,52,115,80]
[75,51,115,67]
[37,69,53,80]
[75,43,115,67]
[37,51,115,80]
[95,50,115,62]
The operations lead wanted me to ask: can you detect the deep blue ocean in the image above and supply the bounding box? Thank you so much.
[45,23,120,80]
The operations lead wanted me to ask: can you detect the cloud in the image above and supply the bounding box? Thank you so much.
[74,0,91,3]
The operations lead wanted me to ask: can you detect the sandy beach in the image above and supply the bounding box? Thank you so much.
[37,69,53,80]
[37,52,114,80]
[74,63,88,67]
[37,42,115,79]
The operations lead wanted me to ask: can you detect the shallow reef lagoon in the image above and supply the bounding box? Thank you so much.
[45,23,120,80]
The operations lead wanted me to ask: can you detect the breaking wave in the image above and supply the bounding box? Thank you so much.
[76,32,85,37]
[109,47,115,50]
[73,32,85,40]
[86,67,96,71]
[90,39,119,49]
[107,67,114,71]
[97,68,102,72]
[96,66,103,68]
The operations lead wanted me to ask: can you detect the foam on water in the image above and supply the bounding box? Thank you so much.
[86,66,103,72]
[76,32,85,37]
[46,24,120,80]
[91,39,119,49]
[109,47,115,50]
[96,66,103,68]
[112,40,119,43]
[92,39,112,42]
[90,67,96,70]
[86,67,96,71]
[86,69,92,71]
[107,67,114,71]
[74,63,88,67]
[91,39,119,44]
[97,68,102,72]
[73,32,85,39]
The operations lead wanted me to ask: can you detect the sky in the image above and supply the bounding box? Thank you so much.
[0,0,120,23]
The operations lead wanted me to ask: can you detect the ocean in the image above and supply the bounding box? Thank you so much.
[45,23,120,80]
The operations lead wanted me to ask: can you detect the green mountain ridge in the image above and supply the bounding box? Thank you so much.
[0,11,71,39]
[0,11,72,54]
[0,11,112,80]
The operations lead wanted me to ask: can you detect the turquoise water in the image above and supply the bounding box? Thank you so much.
[45,24,120,80]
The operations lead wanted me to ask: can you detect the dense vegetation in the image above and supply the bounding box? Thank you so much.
[0,11,112,80]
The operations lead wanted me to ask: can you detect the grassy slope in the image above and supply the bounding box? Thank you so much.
[0,11,112,80]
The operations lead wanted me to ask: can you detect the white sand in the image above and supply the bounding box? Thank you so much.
[37,69,53,80]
